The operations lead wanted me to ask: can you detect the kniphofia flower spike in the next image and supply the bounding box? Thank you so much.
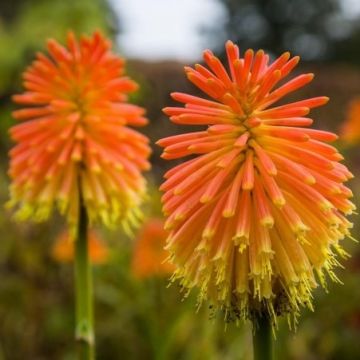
[158,41,355,326]
[9,32,151,232]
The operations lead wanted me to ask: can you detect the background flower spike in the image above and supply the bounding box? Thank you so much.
[8,31,151,235]
[8,31,151,358]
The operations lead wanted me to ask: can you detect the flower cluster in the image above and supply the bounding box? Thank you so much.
[8,32,151,232]
[158,41,354,325]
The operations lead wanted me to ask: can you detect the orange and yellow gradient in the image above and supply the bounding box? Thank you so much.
[8,32,151,233]
[158,41,355,326]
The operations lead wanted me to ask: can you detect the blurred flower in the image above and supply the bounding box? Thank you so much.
[132,218,174,279]
[8,31,151,232]
[158,41,354,326]
[341,97,360,144]
[51,229,109,264]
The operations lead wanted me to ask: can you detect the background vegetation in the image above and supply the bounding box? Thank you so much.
[0,0,359,359]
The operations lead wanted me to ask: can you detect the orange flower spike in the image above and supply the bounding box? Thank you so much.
[158,41,355,327]
[8,32,151,232]
[341,97,360,144]
[51,230,110,265]
[131,218,175,279]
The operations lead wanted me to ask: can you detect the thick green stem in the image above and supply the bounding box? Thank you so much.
[75,203,95,359]
[253,317,273,360]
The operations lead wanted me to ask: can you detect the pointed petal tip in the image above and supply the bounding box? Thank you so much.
[308,73,315,80]
[184,66,193,73]
[203,49,213,57]
[11,94,20,102]
[162,107,172,115]
[169,116,180,123]
[282,51,291,58]
[46,38,56,45]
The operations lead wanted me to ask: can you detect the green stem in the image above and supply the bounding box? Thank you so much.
[253,316,273,360]
[75,203,95,359]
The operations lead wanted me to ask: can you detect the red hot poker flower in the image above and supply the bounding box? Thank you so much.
[158,41,355,325]
[8,32,151,232]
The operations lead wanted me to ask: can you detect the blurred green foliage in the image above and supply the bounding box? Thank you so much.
[0,0,116,95]
[0,180,254,359]
[0,188,359,359]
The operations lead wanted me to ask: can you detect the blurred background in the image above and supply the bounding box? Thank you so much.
[0,0,360,359]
